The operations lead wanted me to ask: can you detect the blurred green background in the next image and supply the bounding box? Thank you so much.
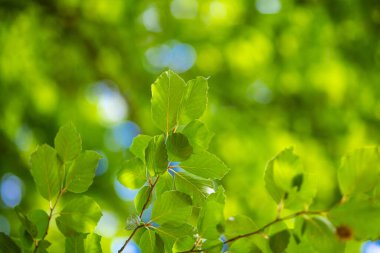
[1,0,380,252]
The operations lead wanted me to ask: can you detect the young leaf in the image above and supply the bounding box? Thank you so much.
[118,158,146,189]
[54,122,82,162]
[15,207,38,238]
[151,70,187,133]
[0,232,21,253]
[197,199,224,239]
[151,191,192,225]
[130,135,152,161]
[135,186,152,213]
[35,240,51,253]
[180,76,208,122]
[269,230,290,253]
[154,224,194,252]
[173,171,214,207]
[225,215,258,238]
[145,135,168,176]
[303,217,345,253]
[155,172,173,195]
[338,147,380,196]
[328,195,380,240]
[84,233,102,253]
[30,144,62,200]
[65,151,101,193]
[181,120,214,152]
[264,147,316,209]
[27,210,49,239]
[180,151,230,180]
[166,133,193,161]
[56,196,102,235]
[172,236,194,252]
[65,234,85,253]
[139,229,164,253]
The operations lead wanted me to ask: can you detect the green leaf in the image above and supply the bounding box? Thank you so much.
[139,229,164,253]
[180,76,208,122]
[57,196,102,235]
[338,147,380,196]
[166,133,193,161]
[15,207,37,238]
[0,232,21,253]
[30,144,62,200]
[118,158,146,189]
[173,171,214,207]
[65,234,85,253]
[269,230,290,253]
[180,151,229,180]
[54,122,82,162]
[130,135,152,161]
[151,70,187,133]
[172,236,194,252]
[85,233,102,253]
[35,240,51,253]
[151,191,192,225]
[155,172,173,196]
[135,186,152,213]
[154,224,193,252]
[65,151,101,193]
[303,217,345,253]
[181,120,213,152]
[328,195,380,239]
[225,215,258,238]
[229,238,262,253]
[197,200,224,239]
[126,215,141,231]
[65,233,102,253]
[264,147,316,209]
[27,210,49,239]
[145,135,168,176]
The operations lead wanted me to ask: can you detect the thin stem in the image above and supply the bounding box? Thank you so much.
[179,210,327,253]
[118,176,161,253]
[139,176,160,219]
[33,189,65,253]
[118,225,144,253]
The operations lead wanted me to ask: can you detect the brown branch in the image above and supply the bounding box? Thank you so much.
[179,210,327,253]
[33,189,65,253]
[118,175,160,252]
[118,225,144,253]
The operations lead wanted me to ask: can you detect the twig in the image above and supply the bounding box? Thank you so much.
[118,176,160,252]
[118,225,144,253]
[179,210,327,253]
[33,189,65,253]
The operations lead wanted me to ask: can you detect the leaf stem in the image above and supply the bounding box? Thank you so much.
[33,188,65,253]
[118,175,160,253]
[118,224,144,253]
[179,210,327,253]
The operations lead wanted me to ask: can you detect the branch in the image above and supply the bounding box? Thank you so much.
[118,175,160,253]
[179,210,327,253]
[33,189,65,253]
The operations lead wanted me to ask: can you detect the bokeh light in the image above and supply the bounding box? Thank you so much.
[0,215,11,235]
[363,241,380,253]
[114,179,139,201]
[95,211,119,237]
[111,237,140,253]
[0,173,23,208]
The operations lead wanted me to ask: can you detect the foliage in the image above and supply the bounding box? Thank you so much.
[2,70,380,253]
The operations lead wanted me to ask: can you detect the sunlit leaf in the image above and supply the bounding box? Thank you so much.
[151,191,192,225]
[166,133,193,161]
[30,144,62,200]
[181,120,213,152]
[54,122,82,162]
[180,76,208,122]
[151,70,187,133]
[338,147,380,196]
[180,151,229,180]
[117,158,146,189]
[135,186,151,214]
[56,196,102,235]
[65,151,101,193]
[27,209,49,239]
[130,135,152,161]
[145,135,168,176]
